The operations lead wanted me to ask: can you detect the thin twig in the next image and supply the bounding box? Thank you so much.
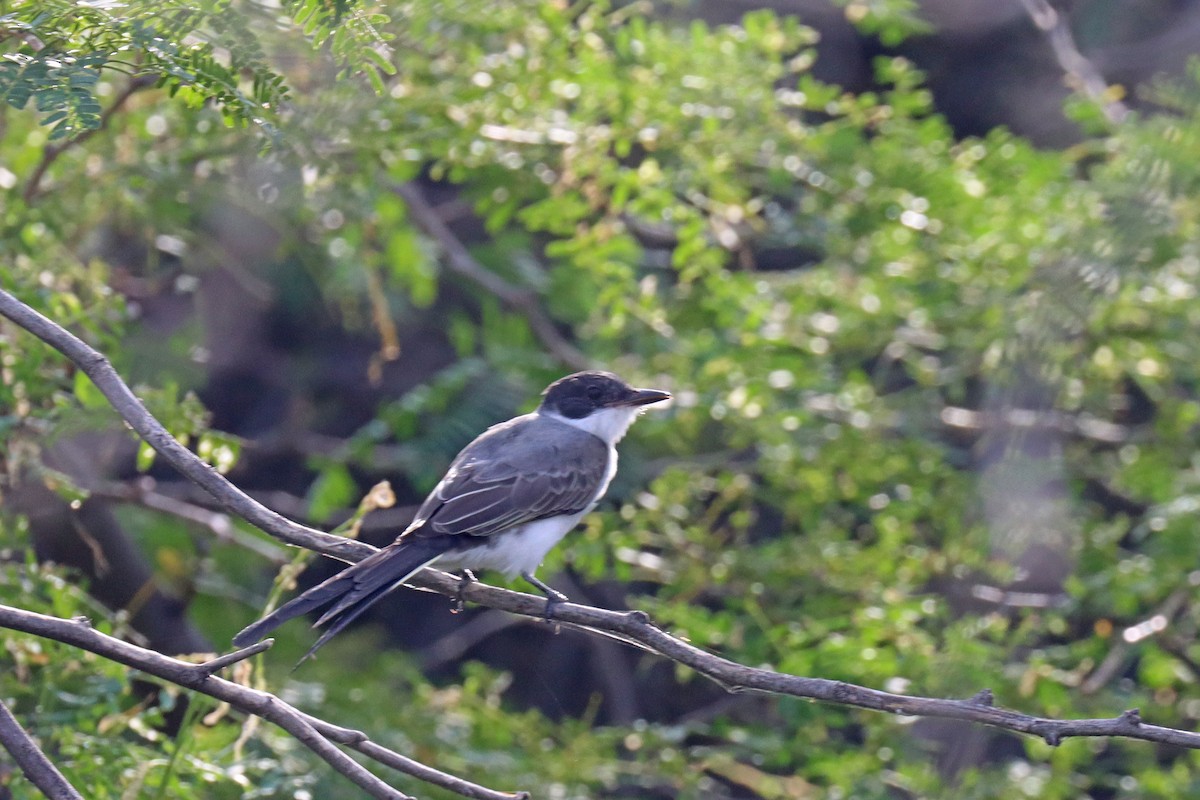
[349,740,523,800]
[940,405,1128,443]
[286,710,524,800]
[408,573,1200,749]
[193,639,274,676]
[6,287,1200,754]
[0,698,84,800]
[1017,0,1130,125]
[86,478,290,565]
[23,75,157,203]
[0,605,524,800]
[1081,588,1191,695]
[420,609,527,670]
[0,609,404,799]
[391,182,590,370]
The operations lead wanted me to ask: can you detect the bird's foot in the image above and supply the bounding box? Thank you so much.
[453,569,477,614]
[521,571,568,624]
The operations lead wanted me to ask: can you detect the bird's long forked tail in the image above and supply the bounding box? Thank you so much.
[233,539,448,666]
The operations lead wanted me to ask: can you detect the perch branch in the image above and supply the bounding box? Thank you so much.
[406,573,1200,749]
[5,286,1200,773]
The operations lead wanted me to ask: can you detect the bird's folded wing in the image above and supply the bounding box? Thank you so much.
[411,425,609,539]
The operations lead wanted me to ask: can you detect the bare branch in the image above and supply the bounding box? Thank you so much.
[391,182,591,370]
[0,604,525,800]
[408,571,1200,750]
[0,697,84,800]
[347,740,525,800]
[86,477,290,565]
[193,639,274,676]
[0,289,371,567]
[284,711,527,800]
[0,607,404,799]
[6,285,1200,766]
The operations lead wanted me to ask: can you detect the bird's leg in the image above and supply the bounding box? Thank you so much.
[453,569,477,614]
[521,571,568,622]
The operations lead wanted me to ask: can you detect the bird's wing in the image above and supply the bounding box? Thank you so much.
[407,415,610,540]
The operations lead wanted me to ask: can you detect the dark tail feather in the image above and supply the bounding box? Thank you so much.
[232,539,447,653]
[233,571,352,648]
[297,575,418,664]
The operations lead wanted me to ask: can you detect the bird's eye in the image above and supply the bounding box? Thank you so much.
[586,385,603,401]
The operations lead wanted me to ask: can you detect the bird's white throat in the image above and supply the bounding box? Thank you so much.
[541,405,643,445]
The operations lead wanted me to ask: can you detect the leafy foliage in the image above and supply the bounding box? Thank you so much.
[0,0,394,142]
[6,0,1200,798]
[0,562,321,798]
[0,50,104,140]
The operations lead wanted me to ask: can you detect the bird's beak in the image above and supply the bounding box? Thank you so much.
[622,388,671,407]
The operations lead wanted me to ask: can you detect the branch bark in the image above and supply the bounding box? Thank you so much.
[0,288,527,799]
[1017,0,1130,125]
[0,605,523,800]
[5,284,1200,795]
[0,697,84,800]
[0,289,368,566]
[409,573,1200,748]
[86,476,290,565]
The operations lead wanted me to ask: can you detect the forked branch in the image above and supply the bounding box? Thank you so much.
[3,286,1200,800]
[0,605,523,800]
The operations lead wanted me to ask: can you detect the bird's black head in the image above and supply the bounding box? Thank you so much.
[539,371,670,419]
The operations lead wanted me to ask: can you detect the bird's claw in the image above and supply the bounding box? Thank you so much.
[541,591,567,623]
[453,569,477,614]
[521,571,568,626]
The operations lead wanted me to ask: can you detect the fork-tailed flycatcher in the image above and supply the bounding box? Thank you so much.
[233,370,670,662]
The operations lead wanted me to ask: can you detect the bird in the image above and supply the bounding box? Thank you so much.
[233,370,670,662]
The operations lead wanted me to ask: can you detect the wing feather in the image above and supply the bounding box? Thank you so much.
[405,415,610,542]
[428,484,512,529]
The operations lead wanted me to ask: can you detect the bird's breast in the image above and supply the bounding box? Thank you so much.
[441,512,588,577]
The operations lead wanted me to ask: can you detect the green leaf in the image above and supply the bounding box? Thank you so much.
[73,370,108,409]
[197,431,242,474]
[136,440,157,472]
[307,464,357,522]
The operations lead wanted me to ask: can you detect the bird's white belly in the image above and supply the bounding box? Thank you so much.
[434,445,617,578]
[438,511,587,577]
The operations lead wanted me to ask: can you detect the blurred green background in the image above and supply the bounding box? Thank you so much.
[5,0,1200,797]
